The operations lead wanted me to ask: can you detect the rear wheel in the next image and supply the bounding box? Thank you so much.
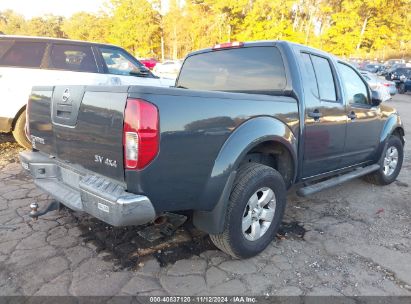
[12,110,31,149]
[363,135,403,185]
[210,163,287,258]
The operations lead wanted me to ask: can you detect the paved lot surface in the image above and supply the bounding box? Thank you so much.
[1,94,411,297]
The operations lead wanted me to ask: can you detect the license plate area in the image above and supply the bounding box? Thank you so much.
[97,202,110,213]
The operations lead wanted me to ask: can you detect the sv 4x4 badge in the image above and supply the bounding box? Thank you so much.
[94,155,118,168]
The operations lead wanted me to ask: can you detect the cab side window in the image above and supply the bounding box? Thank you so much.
[0,40,46,68]
[50,44,98,73]
[310,55,337,101]
[300,53,320,99]
[338,63,370,105]
[99,47,141,76]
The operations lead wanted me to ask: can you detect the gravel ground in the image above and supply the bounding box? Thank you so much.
[0,133,22,169]
[0,94,410,297]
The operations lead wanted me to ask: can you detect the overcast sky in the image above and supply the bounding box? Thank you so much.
[0,0,107,18]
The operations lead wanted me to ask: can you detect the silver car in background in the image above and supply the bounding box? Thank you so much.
[361,71,396,101]
[153,60,183,79]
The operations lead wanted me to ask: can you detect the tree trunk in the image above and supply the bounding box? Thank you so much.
[172,24,177,59]
[356,15,368,52]
[161,35,165,62]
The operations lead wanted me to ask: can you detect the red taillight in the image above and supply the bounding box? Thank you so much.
[123,98,159,170]
[213,41,244,50]
[383,83,390,87]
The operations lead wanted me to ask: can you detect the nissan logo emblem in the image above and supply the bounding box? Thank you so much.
[62,88,70,102]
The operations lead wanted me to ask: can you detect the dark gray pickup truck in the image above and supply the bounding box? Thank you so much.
[20,41,405,258]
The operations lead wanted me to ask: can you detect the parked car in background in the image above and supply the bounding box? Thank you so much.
[0,35,174,148]
[397,77,411,94]
[140,58,158,70]
[362,63,384,74]
[357,61,368,70]
[377,65,389,76]
[388,67,411,81]
[153,59,183,78]
[385,59,405,67]
[384,64,407,80]
[360,71,394,101]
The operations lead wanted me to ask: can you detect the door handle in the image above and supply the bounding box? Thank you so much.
[308,110,322,121]
[347,111,357,120]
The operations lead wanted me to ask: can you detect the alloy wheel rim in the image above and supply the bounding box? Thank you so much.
[242,187,276,241]
[383,146,399,176]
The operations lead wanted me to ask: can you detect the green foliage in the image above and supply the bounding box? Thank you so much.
[0,10,26,35]
[108,0,161,57]
[62,12,110,43]
[1,0,410,60]
[26,15,66,38]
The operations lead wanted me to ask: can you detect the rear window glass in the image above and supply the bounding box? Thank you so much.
[0,40,46,68]
[50,44,97,73]
[177,47,286,94]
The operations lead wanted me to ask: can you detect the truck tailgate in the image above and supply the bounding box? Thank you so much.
[29,85,128,181]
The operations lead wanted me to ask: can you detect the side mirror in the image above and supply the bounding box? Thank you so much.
[130,65,150,76]
[353,93,367,104]
[371,90,383,106]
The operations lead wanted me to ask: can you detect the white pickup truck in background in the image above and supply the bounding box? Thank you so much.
[0,35,175,148]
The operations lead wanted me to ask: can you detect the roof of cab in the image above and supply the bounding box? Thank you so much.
[0,35,120,48]
[186,40,336,60]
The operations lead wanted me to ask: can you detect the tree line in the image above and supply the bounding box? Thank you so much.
[1,0,410,61]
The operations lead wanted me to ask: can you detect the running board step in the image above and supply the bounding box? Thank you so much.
[297,164,380,197]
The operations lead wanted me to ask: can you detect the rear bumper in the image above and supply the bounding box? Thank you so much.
[0,117,13,132]
[19,151,156,226]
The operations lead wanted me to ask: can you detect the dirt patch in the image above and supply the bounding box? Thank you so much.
[0,134,22,169]
[76,214,216,269]
[76,215,308,268]
[277,221,307,239]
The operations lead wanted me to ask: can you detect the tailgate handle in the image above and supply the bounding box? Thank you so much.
[55,104,73,119]
[52,86,85,127]
[56,110,72,119]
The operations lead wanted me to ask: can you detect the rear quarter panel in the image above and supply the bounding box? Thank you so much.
[126,86,299,212]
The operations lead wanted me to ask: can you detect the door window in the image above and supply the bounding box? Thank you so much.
[0,40,46,68]
[50,44,98,73]
[338,63,370,105]
[310,55,337,101]
[99,47,142,76]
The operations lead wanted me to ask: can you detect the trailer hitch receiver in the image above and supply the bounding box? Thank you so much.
[29,201,60,221]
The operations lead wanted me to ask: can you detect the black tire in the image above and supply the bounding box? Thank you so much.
[363,135,404,185]
[210,163,287,258]
[12,110,31,149]
[398,83,405,94]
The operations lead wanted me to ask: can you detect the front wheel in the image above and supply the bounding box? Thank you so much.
[363,135,404,185]
[12,110,31,149]
[210,163,287,258]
